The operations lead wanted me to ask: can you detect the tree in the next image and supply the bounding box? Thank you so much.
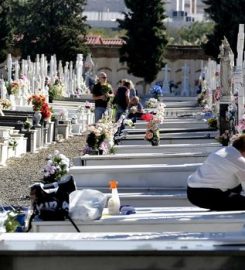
[15,0,89,63]
[202,0,245,60]
[167,22,214,46]
[0,0,13,62]
[117,0,168,87]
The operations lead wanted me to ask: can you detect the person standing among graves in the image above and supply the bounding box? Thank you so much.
[113,80,130,122]
[187,134,245,211]
[92,72,114,122]
[129,80,137,99]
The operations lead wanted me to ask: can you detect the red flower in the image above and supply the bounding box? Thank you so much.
[141,113,153,122]
[41,102,52,119]
[28,94,46,111]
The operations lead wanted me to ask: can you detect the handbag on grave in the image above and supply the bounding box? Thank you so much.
[26,175,79,232]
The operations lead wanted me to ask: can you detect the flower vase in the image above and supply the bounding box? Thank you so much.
[33,111,42,127]
[89,149,99,155]
[44,117,51,123]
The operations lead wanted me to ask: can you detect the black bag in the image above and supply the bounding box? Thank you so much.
[27,175,80,231]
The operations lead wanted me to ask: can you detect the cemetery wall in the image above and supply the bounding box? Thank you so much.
[89,45,209,96]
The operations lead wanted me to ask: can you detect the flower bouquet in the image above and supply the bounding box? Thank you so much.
[236,115,245,134]
[0,99,11,109]
[143,102,165,146]
[6,81,20,96]
[41,102,52,120]
[145,98,159,108]
[28,94,46,111]
[48,82,64,102]
[123,119,134,127]
[43,150,70,183]
[82,115,117,155]
[8,138,18,150]
[144,116,161,146]
[23,120,32,130]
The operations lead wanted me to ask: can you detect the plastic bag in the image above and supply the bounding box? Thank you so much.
[69,189,107,221]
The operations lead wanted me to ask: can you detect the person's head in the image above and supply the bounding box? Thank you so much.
[98,72,108,84]
[129,80,135,90]
[130,96,139,105]
[232,134,245,156]
[123,81,131,89]
[118,78,128,86]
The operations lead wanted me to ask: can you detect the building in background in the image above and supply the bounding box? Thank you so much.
[84,0,207,29]
[86,36,208,97]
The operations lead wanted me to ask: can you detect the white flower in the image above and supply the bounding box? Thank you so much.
[54,150,59,156]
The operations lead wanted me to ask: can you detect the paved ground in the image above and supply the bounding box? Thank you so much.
[0,135,86,207]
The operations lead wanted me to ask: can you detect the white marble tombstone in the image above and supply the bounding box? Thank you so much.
[181,63,190,96]
[76,54,83,92]
[7,54,12,82]
[235,24,245,121]
[162,64,170,95]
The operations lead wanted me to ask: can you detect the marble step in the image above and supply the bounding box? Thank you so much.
[114,142,221,154]
[104,189,191,207]
[74,152,208,166]
[162,101,198,107]
[120,137,217,145]
[133,120,209,129]
[31,207,245,233]
[125,127,216,134]
[125,130,218,138]
[70,163,201,189]
[4,231,245,269]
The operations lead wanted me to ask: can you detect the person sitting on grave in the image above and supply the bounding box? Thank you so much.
[128,96,144,122]
[187,134,245,211]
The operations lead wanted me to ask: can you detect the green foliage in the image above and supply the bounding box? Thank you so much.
[49,82,64,99]
[0,0,13,62]
[202,0,245,60]
[14,0,89,63]
[168,22,215,45]
[88,27,126,38]
[117,0,168,84]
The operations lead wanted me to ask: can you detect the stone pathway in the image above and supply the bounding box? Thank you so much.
[0,135,86,206]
